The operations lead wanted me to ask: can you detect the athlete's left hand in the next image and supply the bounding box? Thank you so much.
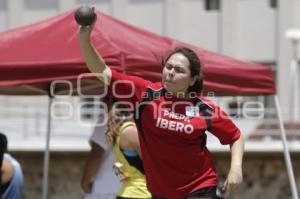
[223,165,243,199]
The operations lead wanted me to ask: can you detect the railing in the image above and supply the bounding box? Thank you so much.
[0,97,99,150]
[1,95,299,151]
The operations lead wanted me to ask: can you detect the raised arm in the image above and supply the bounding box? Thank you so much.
[78,22,112,85]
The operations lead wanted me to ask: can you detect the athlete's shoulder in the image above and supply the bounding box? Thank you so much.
[111,69,155,85]
[147,82,163,90]
[198,96,217,110]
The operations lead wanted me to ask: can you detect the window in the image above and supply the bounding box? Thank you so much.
[80,97,96,120]
[204,0,220,11]
[270,0,278,9]
[80,97,105,122]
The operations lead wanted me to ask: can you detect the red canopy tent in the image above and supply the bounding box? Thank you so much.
[0,9,297,199]
[0,10,275,95]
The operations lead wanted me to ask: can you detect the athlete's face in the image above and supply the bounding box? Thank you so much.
[162,53,197,97]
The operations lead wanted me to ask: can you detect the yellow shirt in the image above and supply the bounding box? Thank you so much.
[113,121,151,198]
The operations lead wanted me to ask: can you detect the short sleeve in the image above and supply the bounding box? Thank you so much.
[89,114,108,150]
[209,104,241,145]
[108,69,151,104]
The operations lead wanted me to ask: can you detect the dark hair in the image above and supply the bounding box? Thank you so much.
[0,132,8,153]
[162,47,203,93]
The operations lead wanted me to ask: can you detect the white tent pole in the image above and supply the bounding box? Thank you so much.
[289,39,299,121]
[42,95,53,199]
[274,95,299,199]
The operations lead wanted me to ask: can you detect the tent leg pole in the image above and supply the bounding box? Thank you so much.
[42,96,53,199]
[274,95,299,199]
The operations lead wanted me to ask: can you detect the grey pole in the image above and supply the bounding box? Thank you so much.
[42,95,53,199]
[274,95,299,199]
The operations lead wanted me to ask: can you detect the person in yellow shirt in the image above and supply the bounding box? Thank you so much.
[106,103,151,199]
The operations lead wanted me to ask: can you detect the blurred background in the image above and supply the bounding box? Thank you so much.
[0,0,300,198]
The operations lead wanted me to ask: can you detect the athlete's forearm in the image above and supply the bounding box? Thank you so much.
[230,134,244,168]
[82,155,101,181]
[80,37,107,73]
[81,143,104,192]
[79,27,111,85]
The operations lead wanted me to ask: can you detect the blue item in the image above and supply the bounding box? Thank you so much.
[3,154,23,199]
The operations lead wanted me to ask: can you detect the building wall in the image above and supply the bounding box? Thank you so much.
[13,151,300,199]
[235,0,276,61]
[0,0,279,59]
[277,0,300,121]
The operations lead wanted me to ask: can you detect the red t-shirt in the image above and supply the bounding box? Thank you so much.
[108,70,240,198]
